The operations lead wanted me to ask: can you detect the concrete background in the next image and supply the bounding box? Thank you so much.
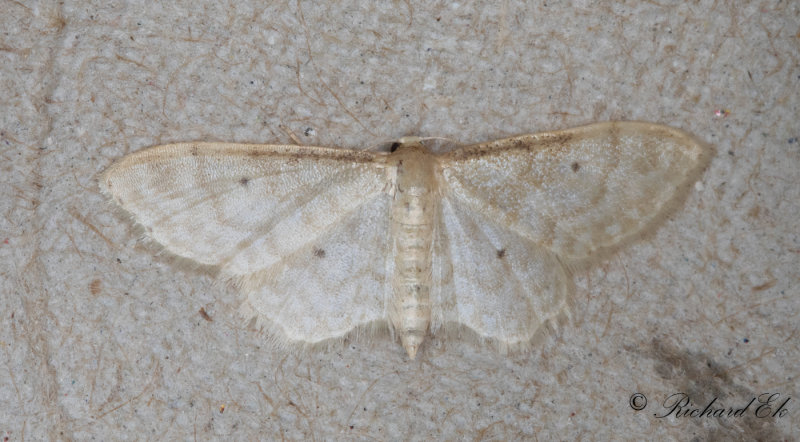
[1,1,797,439]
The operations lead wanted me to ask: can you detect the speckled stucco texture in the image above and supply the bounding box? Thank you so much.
[1,1,798,440]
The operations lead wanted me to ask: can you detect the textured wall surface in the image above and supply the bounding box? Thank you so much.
[1,1,797,439]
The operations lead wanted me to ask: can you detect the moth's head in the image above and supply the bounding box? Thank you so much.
[390,136,427,154]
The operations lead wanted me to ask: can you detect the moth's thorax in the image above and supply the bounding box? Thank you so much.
[388,141,437,359]
[388,141,437,192]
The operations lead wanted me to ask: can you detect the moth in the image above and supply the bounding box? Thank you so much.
[100,121,710,359]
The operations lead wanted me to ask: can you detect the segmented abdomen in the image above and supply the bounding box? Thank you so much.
[389,145,436,359]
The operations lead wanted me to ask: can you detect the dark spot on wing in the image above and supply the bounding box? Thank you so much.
[571,162,581,172]
[240,177,250,187]
[313,247,326,258]
[191,145,199,156]
[496,248,506,258]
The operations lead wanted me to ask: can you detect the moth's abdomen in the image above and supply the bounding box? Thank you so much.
[391,211,433,359]
[389,142,436,359]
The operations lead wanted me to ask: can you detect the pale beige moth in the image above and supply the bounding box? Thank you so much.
[100,121,710,359]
